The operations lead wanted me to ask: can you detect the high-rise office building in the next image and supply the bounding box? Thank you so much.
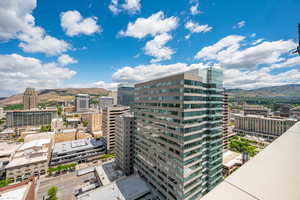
[75,94,90,113]
[102,106,130,152]
[223,93,229,150]
[23,87,38,110]
[134,67,224,200]
[115,112,135,175]
[117,83,135,106]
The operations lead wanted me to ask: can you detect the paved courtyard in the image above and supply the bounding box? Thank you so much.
[37,171,95,200]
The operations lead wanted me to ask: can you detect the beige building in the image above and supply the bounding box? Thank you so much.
[102,106,129,152]
[23,87,38,110]
[243,104,270,117]
[54,129,92,143]
[81,113,102,134]
[234,114,297,142]
[5,139,51,182]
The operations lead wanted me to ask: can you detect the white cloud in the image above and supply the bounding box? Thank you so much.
[0,54,76,94]
[109,0,121,15]
[195,35,296,69]
[109,0,141,15]
[250,33,256,37]
[185,21,212,33]
[0,0,70,56]
[190,3,202,15]
[60,10,101,37]
[119,11,178,39]
[66,81,119,91]
[57,54,78,66]
[251,38,264,45]
[195,35,245,60]
[122,0,141,14]
[144,33,174,63]
[269,56,300,70]
[112,62,213,83]
[18,26,70,55]
[233,21,246,29]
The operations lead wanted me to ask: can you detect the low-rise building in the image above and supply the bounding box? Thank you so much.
[6,109,58,128]
[5,139,51,182]
[0,129,16,141]
[234,114,297,142]
[51,118,64,133]
[76,175,152,200]
[0,177,36,200]
[0,142,21,179]
[50,138,106,167]
[0,107,4,119]
[223,150,242,177]
[243,104,270,117]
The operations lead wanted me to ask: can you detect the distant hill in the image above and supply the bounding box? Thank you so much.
[0,88,109,106]
[227,84,300,99]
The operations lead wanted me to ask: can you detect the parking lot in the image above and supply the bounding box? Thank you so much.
[37,171,96,200]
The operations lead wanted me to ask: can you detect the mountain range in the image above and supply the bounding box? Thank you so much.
[0,84,299,106]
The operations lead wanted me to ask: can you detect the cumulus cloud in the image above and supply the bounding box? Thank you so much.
[190,3,202,15]
[0,54,76,94]
[119,11,178,62]
[0,0,70,55]
[185,21,212,33]
[112,62,214,83]
[144,33,174,63]
[195,35,296,69]
[109,0,121,15]
[233,21,246,29]
[119,11,178,39]
[57,54,78,66]
[60,10,101,37]
[109,0,141,15]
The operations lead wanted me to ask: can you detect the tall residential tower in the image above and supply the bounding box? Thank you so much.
[23,87,38,110]
[134,67,224,200]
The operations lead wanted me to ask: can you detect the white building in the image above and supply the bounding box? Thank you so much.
[5,139,51,182]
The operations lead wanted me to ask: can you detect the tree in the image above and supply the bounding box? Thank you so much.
[57,106,62,116]
[47,186,58,200]
[83,120,88,127]
[17,138,24,143]
[40,125,51,132]
[0,179,12,188]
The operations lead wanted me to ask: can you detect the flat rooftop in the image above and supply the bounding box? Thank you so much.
[77,175,150,200]
[0,185,28,200]
[53,138,105,154]
[0,143,21,157]
[201,121,300,200]
[223,150,242,168]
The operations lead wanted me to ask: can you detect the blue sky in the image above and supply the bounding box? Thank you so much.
[0,0,300,96]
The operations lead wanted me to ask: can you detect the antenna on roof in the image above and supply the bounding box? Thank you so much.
[291,23,300,55]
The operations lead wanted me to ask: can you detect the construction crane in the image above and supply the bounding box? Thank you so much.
[292,24,300,55]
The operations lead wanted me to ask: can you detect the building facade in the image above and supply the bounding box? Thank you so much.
[117,83,135,106]
[115,112,134,175]
[223,93,229,150]
[75,94,90,113]
[234,114,297,142]
[134,67,224,200]
[102,106,130,152]
[23,87,38,110]
[5,139,50,182]
[6,109,58,128]
[98,97,114,109]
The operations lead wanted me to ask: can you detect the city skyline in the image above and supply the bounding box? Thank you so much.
[0,0,300,97]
